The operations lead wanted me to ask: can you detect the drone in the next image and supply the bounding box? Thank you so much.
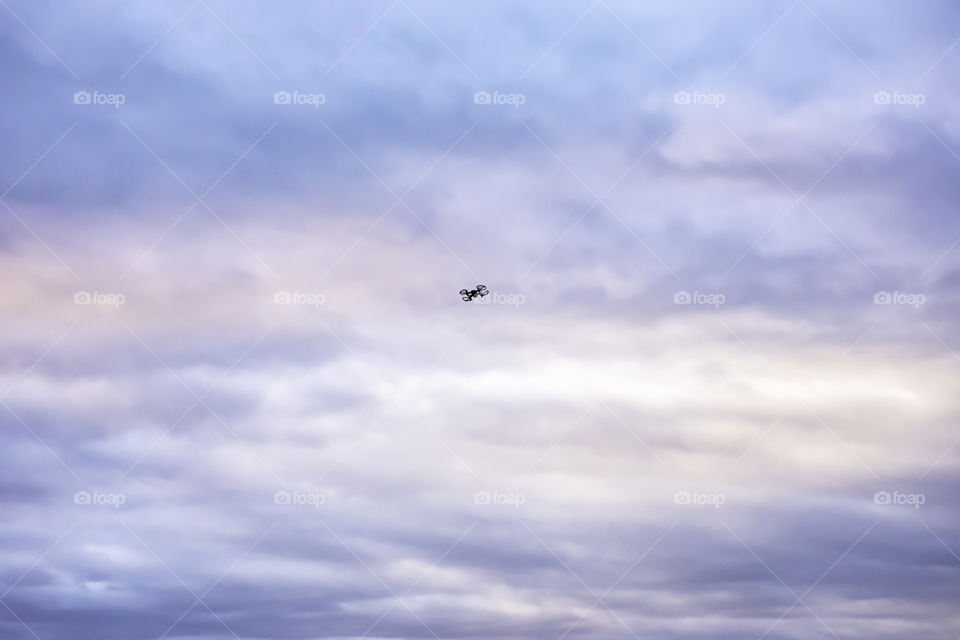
[460,285,489,301]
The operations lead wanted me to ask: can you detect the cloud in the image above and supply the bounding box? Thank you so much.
[3,1,960,638]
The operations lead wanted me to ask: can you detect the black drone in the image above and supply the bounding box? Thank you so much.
[460,285,489,301]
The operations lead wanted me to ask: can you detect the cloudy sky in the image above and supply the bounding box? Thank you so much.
[2,1,960,638]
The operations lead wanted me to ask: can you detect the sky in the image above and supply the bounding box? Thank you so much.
[1,1,960,638]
